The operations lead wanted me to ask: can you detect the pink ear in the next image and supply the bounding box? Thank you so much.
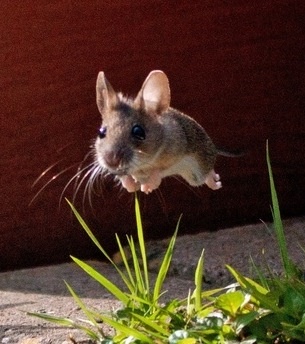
[96,72,119,114]
[134,70,171,114]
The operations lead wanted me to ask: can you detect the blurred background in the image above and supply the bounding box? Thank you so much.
[1,1,304,270]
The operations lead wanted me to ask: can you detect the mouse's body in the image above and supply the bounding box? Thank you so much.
[95,70,222,194]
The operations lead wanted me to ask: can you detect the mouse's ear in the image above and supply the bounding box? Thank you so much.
[134,70,170,114]
[96,72,119,114]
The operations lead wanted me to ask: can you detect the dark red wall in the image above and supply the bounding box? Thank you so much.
[1,1,305,270]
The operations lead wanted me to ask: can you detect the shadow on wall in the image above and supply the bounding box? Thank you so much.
[1,1,305,270]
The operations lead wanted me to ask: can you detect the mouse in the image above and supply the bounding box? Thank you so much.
[95,70,231,194]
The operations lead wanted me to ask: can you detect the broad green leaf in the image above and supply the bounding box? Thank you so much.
[282,313,305,340]
[226,265,280,313]
[215,291,245,316]
[178,339,197,344]
[235,311,260,333]
[196,306,217,319]
[281,285,305,317]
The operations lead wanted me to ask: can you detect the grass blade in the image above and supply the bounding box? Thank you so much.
[194,249,204,312]
[249,255,270,291]
[131,312,170,338]
[266,141,293,277]
[153,215,181,303]
[71,256,130,305]
[66,199,112,260]
[115,233,136,289]
[27,312,100,340]
[227,265,280,313]
[64,281,103,333]
[127,235,146,297]
[98,314,154,343]
[135,193,150,293]
[66,199,134,292]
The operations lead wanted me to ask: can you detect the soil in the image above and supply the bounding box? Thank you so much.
[1,217,304,343]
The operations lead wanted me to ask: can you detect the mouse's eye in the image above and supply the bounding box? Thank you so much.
[98,126,107,139]
[131,125,146,140]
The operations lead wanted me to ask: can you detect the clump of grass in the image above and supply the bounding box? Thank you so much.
[225,142,305,343]
[29,143,305,343]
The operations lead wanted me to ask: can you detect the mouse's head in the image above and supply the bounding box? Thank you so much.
[94,70,171,177]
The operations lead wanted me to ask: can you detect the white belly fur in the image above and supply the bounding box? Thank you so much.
[160,155,205,186]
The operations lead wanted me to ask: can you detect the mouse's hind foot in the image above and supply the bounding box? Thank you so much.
[205,169,222,190]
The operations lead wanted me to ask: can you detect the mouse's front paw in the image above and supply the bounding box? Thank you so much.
[138,170,162,194]
[140,184,154,194]
[120,175,140,192]
[205,170,222,190]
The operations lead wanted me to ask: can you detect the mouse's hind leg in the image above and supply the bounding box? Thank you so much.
[205,169,222,190]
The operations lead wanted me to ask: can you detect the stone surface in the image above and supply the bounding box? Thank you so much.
[1,1,305,269]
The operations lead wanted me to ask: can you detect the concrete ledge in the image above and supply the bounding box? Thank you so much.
[1,217,304,343]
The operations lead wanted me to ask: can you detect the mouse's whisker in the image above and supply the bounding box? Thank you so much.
[73,151,95,185]
[65,149,97,204]
[83,163,104,208]
[60,161,96,206]
[72,161,94,196]
[77,164,101,207]
[31,159,65,188]
[29,162,79,206]
[76,150,94,171]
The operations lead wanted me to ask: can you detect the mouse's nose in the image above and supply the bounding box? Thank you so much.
[103,147,132,171]
[104,151,120,169]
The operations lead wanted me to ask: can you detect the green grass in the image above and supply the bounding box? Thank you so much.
[29,142,305,343]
